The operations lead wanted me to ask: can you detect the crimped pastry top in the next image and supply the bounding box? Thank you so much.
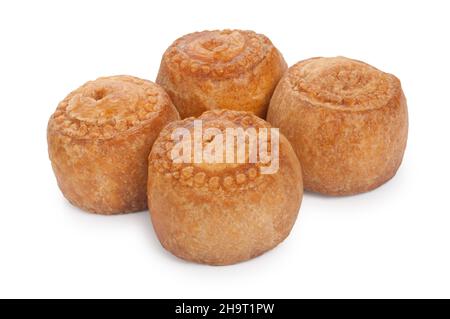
[48,76,167,139]
[288,57,400,110]
[150,110,276,192]
[161,29,274,79]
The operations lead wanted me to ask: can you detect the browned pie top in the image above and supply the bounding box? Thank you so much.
[287,57,400,110]
[150,110,276,192]
[48,76,166,139]
[162,30,274,79]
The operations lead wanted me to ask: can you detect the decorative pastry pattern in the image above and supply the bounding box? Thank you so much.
[287,57,396,110]
[164,30,270,78]
[149,110,270,192]
[48,76,163,139]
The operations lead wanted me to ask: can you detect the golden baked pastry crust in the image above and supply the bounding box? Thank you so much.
[156,29,287,119]
[267,57,408,195]
[147,110,303,265]
[48,75,180,214]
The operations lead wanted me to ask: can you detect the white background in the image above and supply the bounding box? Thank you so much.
[1,0,449,298]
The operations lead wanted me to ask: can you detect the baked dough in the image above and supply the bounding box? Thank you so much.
[156,29,287,119]
[147,110,303,265]
[267,57,408,195]
[48,75,179,214]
